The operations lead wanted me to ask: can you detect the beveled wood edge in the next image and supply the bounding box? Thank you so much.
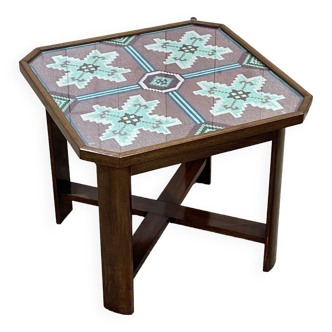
[20,19,313,168]
[19,60,85,157]
[219,25,312,99]
[80,110,304,167]
[78,146,120,167]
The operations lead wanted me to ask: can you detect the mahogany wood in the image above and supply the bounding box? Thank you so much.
[46,112,72,224]
[131,131,275,175]
[196,156,211,185]
[20,20,312,169]
[60,182,265,243]
[263,129,285,272]
[132,159,207,276]
[20,64,85,156]
[96,166,133,314]
[136,197,266,243]
[80,111,305,168]
[20,20,313,314]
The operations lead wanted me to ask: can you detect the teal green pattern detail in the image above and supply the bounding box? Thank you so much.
[105,35,135,45]
[81,95,181,146]
[51,94,74,112]
[194,74,285,118]
[243,54,267,69]
[47,50,131,89]
[195,123,224,135]
[150,76,174,87]
[145,30,232,69]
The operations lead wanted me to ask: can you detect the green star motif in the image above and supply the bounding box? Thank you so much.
[145,30,232,69]
[81,95,181,146]
[46,50,131,89]
[194,74,285,118]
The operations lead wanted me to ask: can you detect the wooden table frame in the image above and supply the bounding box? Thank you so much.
[21,18,312,315]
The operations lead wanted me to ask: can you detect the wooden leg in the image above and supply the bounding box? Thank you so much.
[196,156,211,185]
[96,165,134,315]
[46,111,72,224]
[263,129,285,272]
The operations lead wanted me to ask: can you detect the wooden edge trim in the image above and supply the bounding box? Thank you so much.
[21,47,41,63]
[220,24,312,99]
[19,60,84,156]
[80,147,121,167]
[21,20,313,167]
[78,112,302,167]
[300,95,313,120]
[121,112,303,165]
[24,19,310,96]
[131,131,276,175]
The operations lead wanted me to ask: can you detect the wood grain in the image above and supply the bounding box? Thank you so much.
[132,159,207,276]
[20,20,312,169]
[96,166,134,314]
[20,62,85,157]
[131,131,275,175]
[263,129,285,272]
[46,111,72,224]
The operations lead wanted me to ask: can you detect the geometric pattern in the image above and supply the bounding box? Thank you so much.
[194,123,225,135]
[150,76,173,87]
[46,50,131,89]
[145,30,232,69]
[81,95,181,146]
[194,74,285,118]
[51,94,75,112]
[139,71,184,93]
[105,35,136,46]
[242,53,267,69]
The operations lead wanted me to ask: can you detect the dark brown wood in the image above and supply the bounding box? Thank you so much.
[20,61,85,156]
[196,156,211,185]
[131,131,276,175]
[46,111,72,224]
[132,159,207,276]
[59,181,144,217]
[22,19,310,100]
[96,165,133,314]
[20,20,312,170]
[61,182,99,206]
[80,110,305,168]
[60,181,265,243]
[137,197,265,243]
[263,129,285,272]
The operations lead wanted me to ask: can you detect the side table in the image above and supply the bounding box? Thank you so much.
[20,18,312,314]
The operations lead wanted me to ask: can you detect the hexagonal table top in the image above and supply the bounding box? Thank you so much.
[23,21,310,157]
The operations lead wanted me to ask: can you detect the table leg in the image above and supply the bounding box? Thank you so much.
[46,111,72,224]
[263,129,285,272]
[196,156,211,185]
[96,165,134,314]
